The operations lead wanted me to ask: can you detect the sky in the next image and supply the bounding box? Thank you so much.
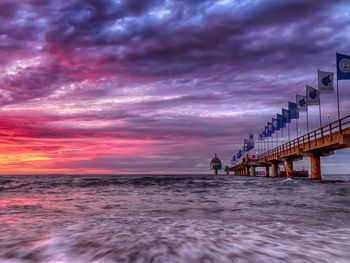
[0,0,350,174]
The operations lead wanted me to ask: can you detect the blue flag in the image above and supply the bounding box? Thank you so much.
[272,118,279,130]
[259,132,264,140]
[260,128,265,140]
[337,53,350,80]
[288,102,299,119]
[237,149,242,159]
[268,122,274,134]
[282,108,291,123]
[231,155,236,162]
[248,132,254,150]
[244,139,249,152]
[277,114,285,128]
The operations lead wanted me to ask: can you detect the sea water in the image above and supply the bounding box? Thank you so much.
[0,174,349,263]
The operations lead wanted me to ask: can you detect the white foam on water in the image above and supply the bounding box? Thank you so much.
[2,217,349,263]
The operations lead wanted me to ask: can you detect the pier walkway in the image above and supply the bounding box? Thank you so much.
[231,114,350,179]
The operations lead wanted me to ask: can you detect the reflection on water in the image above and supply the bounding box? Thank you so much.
[0,174,349,262]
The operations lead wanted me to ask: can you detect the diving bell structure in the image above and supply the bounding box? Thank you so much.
[210,153,222,175]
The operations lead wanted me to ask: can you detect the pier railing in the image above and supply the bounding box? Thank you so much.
[258,114,350,159]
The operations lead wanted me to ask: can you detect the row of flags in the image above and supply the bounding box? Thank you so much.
[258,71,331,140]
[231,132,254,162]
[232,52,350,163]
[259,52,350,141]
[258,101,299,140]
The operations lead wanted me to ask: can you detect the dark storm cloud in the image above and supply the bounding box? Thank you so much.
[37,0,344,77]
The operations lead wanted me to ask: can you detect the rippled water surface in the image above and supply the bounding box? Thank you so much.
[0,174,349,263]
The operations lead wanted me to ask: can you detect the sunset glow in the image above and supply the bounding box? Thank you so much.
[1,0,350,174]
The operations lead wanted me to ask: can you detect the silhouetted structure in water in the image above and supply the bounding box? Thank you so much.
[210,153,222,175]
[224,165,230,175]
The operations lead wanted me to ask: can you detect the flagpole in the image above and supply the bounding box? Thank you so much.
[306,106,309,134]
[281,127,284,143]
[263,138,265,153]
[296,119,299,138]
[337,79,340,120]
[288,123,290,141]
[295,94,299,138]
[319,95,322,128]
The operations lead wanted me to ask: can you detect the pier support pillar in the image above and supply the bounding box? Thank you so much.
[271,162,279,178]
[285,159,294,178]
[250,166,256,176]
[244,166,249,176]
[265,166,270,177]
[309,152,321,180]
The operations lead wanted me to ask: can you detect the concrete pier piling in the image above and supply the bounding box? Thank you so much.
[285,159,294,178]
[250,166,256,176]
[245,166,250,176]
[265,166,270,177]
[271,162,279,177]
[309,152,321,180]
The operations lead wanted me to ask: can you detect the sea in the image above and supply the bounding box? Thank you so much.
[0,174,349,263]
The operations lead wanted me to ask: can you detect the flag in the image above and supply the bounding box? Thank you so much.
[237,149,242,159]
[282,108,291,123]
[248,132,254,150]
[265,126,271,137]
[296,94,307,112]
[231,155,236,162]
[267,122,274,134]
[318,71,334,93]
[259,132,264,140]
[259,128,265,140]
[244,139,250,152]
[277,114,286,128]
[249,132,254,142]
[244,139,249,152]
[306,85,320,105]
[288,102,299,119]
[244,134,254,152]
[336,52,350,80]
[259,131,265,141]
[272,118,279,130]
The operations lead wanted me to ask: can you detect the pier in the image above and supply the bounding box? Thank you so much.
[231,114,350,179]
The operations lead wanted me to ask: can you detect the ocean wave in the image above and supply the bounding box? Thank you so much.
[1,217,349,263]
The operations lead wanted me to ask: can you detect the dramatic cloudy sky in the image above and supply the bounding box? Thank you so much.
[0,0,350,174]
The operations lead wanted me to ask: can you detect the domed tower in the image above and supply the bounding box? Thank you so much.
[210,153,222,175]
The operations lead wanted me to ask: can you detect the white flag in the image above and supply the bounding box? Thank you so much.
[318,70,334,93]
[296,94,307,112]
[306,85,320,105]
